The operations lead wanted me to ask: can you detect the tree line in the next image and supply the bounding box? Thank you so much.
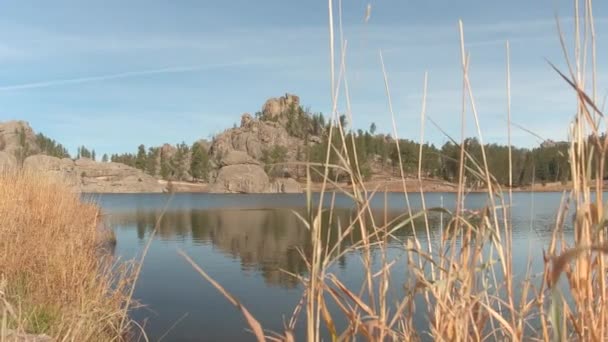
[110,141,210,182]
[17,101,584,187]
[104,104,574,187]
[302,120,571,187]
[10,127,71,164]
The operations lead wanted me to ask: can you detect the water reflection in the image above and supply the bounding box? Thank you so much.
[109,207,437,288]
[98,193,578,341]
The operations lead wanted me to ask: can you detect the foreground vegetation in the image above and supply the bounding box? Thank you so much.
[178,0,608,341]
[0,172,138,341]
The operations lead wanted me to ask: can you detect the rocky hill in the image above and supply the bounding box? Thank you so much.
[0,121,164,193]
[109,93,316,193]
[207,94,314,193]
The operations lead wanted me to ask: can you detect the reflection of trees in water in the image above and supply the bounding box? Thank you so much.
[109,208,443,289]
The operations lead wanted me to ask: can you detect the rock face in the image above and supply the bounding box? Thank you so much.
[209,113,302,193]
[209,164,270,193]
[269,178,302,193]
[0,151,17,172]
[262,93,300,124]
[23,155,80,187]
[75,158,165,193]
[209,111,304,193]
[0,120,39,157]
[206,93,323,194]
[23,156,164,193]
[211,113,300,161]
[219,150,260,167]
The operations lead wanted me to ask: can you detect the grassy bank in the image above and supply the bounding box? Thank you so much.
[0,171,137,341]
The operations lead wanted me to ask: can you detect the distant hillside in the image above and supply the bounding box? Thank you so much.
[0,94,578,193]
[108,93,570,189]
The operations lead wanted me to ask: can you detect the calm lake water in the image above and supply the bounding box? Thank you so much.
[85,192,574,341]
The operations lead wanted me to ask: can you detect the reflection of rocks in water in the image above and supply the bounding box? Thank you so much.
[204,209,309,288]
[109,209,310,288]
[108,207,444,288]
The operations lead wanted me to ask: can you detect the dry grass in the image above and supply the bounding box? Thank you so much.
[0,171,138,341]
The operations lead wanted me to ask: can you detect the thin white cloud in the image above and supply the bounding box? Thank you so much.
[0,62,254,91]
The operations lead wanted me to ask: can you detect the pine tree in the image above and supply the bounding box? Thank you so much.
[78,146,92,159]
[172,142,190,181]
[190,142,210,181]
[339,114,348,130]
[101,154,109,163]
[146,147,159,176]
[15,127,30,165]
[160,152,171,180]
[92,150,96,161]
[35,133,70,158]
[135,144,147,170]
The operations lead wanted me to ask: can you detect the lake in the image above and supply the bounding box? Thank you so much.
[85,192,574,341]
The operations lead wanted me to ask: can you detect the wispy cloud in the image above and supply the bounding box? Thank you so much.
[0,62,260,91]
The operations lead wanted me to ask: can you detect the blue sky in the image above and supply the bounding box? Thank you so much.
[0,0,606,155]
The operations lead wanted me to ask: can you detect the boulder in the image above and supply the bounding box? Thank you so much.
[23,155,80,187]
[23,155,165,193]
[269,178,302,193]
[209,164,270,193]
[0,151,17,172]
[220,150,260,167]
[308,135,322,144]
[75,158,165,193]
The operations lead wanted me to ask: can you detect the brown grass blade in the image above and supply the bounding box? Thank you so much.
[327,275,375,317]
[547,243,608,287]
[319,296,337,341]
[547,59,604,118]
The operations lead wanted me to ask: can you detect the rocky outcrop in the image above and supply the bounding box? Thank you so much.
[269,178,302,193]
[0,120,39,157]
[262,93,300,124]
[23,155,164,193]
[0,151,17,172]
[211,114,300,161]
[23,155,80,186]
[206,92,324,194]
[75,158,165,193]
[208,112,304,193]
[219,150,260,167]
[209,118,305,193]
[209,164,270,193]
